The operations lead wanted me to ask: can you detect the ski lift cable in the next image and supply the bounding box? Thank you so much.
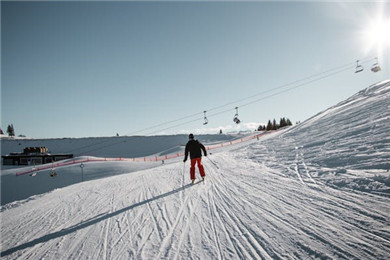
[205,57,376,114]
[144,115,205,136]
[126,111,202,136]
[126,57,377,137]
[240,64,357,109]
[144,63,357,136]
[68,112,203,155]
[126,60,367,137]
[203,63,358,120]
[137,58,377,136]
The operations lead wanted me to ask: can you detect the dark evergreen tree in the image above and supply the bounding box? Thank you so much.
[7,124,15,136]
[279,118,286,128]
[0,128,4,135]
[272,119,277,130]
[266,120,273,130]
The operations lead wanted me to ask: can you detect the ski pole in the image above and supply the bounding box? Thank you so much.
[182,162,186,187]
[205,156,219,169]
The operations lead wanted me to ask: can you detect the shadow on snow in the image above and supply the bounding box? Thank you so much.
[1,181,203,257]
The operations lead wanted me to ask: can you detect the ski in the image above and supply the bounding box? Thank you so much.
[190,177,206,185]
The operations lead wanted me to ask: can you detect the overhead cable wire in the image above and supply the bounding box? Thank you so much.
[206,57,375,114]
[126,111,202,136]
[240,64,357,109]
[145,58,375,136]
[137,57,376,136]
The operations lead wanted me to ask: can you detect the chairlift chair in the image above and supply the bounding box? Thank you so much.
[371,57,381,73]
[355,60,364,73]
[203,111,208,125]
[233,107,241,124]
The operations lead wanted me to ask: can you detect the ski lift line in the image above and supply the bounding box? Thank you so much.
[240,64,356,109]
[125,111,203,136]
[64,138,114,155]
[203,63,356,120]
[144,115,205,136]
[204,57,376,114]
[145,65,342,135]
[139,57,377,136]
[70,115,203,155]
[140,59,372,136]
[68,111,203,155]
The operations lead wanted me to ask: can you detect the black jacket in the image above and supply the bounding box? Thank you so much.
[184,139,207,161]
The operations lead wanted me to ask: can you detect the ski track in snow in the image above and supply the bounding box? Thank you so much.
[1,146,389,259]
[1,80,390,259]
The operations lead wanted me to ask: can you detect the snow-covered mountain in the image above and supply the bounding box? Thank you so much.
[1,80,389,259]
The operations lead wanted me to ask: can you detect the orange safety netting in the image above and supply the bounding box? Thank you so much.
[15,131,273,176]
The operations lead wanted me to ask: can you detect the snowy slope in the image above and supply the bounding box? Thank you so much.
[1,134,238,158]
[265,79,390,193]
[1,80,390,259]
[1,134,239,205]
[285,80,390,170]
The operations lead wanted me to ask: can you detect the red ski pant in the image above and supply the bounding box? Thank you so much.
[190,157,205,180]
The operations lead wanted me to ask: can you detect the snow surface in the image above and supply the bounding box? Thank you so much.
[1,134,239,205]
[1,80,390,259]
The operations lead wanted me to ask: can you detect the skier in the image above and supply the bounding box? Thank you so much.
[183,133,207,184]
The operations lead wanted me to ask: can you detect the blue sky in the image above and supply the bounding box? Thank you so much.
[1,1,389,138]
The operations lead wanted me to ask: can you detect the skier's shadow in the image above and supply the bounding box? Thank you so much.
[1,182,201,257]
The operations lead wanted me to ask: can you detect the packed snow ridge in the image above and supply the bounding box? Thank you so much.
[1,80,390,259]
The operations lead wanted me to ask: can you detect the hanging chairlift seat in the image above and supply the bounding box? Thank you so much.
[355,60,364,73]
[355,66,364,73]
[233,107,241,124]
[371,64,381,72]
[233,117,241,124]
[371,57,381,73]
[203,111,208,125]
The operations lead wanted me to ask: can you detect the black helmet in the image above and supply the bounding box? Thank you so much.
[189,133,194,139]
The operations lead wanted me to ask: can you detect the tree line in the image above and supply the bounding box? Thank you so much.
[257,117,292,131]
[0,124,15,136]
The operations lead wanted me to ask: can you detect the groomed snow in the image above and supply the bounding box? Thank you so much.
[1,80,390,259]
